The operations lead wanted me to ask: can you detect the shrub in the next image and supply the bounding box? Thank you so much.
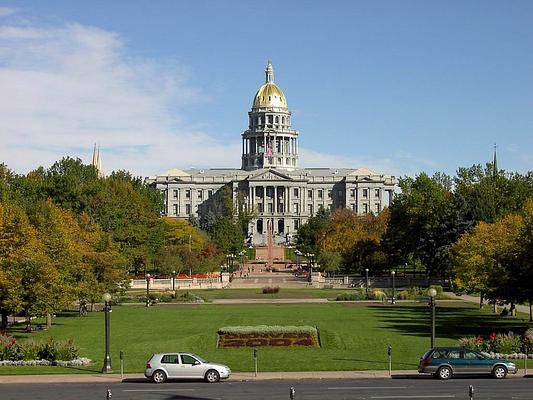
[336,291,366,301]
[492,332,522,354]
[262,286,280,294]
[218,325,317,336]
[38,338,59,361]
[55,339,79,361]
[524,328,533,351]
[176,291,204,303]
[458,336,483,351]
[369,289,386,300]
[0,334,23,361]
[22,339,41,361]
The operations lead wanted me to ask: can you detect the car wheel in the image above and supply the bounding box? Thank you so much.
[492,365,507,379]
[152,370,167,383]
[205,369,220,383]
[437,366,452,380]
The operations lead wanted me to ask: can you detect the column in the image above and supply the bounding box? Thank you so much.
[286,185,291,214]
[274,186,278,213]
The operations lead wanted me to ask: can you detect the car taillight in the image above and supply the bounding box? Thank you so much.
[423,357,432,366]
[146,363,151,369]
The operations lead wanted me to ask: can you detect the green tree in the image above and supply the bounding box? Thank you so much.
[384,173,470,277]
[296,207,329,254]
[317,251,342,276]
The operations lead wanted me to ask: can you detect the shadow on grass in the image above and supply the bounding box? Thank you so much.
[370,304,532,340]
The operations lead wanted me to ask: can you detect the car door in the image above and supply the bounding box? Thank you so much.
[179,354,205,378]
[447,349,469,373]
[160,354,181,378]
[465,350,491,373]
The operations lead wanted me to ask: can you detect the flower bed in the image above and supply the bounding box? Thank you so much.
[459,328,533,358]
[0,334,88,365]
[218,325,320,348]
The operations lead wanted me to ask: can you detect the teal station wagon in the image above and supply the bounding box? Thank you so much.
[418,347,517,379]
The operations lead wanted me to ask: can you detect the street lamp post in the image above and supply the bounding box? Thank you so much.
[428,288,437,348]
[239,250,245,274]
[306,253,315,283]
[365,268,369,298]
[295,250,301,272]
[391,271,396,304]
[101,292,112,373]
[172,270,176,291]
[145,273,151,307]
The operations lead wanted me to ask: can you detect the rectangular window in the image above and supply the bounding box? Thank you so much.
[318,190,323,199]
[350,189,355,198]
[351,203,356,212]
[197,190,203,200]
[173,189,178,199]
[293,188,299,197]
[258,203,263,213]
[307,204,313,215]
[363,203,368,214]
[185,204,191,215]
[362,189,368,198]
[327,190,332,199]
[375,189,380,198]
[375,203,381,213]
[294,219,300,230]
[268,203,273,213]
[307,189,313,199]
[173,204,178,215]
[293,203,299,213]
[185,189,191,199]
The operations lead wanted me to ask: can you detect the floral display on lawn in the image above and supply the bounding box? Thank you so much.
[459,328,533,359]
[218,325,320,348]
[0,334,91,366]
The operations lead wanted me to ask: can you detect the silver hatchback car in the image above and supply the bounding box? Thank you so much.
[145,352,231,383]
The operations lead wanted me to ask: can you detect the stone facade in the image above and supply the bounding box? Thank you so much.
[146,62,395,245]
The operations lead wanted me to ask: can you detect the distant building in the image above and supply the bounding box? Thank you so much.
[146,62,395,245]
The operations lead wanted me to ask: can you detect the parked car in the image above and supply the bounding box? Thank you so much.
[418,347,517,379]
[145,352,231,383]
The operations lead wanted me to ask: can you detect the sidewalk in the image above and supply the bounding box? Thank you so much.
[444,292,532,316]
[0,370,414,384]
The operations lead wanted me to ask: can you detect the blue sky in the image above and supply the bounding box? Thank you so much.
[0,1,531,178]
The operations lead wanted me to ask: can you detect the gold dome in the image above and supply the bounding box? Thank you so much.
[252,61,288,109]
[253,83,287,108]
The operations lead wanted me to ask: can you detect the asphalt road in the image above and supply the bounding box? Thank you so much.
[1,378,532,400]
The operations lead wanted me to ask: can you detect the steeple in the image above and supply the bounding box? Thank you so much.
[265,61,274,83]
[492,143,498,177]
[92,143,104,178]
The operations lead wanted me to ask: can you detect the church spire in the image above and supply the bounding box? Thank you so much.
[492,143,498,177]
[92,143,104,178]
[265,61,274,83]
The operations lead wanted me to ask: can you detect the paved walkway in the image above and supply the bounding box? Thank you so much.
[444,292,532,317]
[0,370,414,384]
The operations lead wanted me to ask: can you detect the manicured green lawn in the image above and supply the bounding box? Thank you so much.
[4,302,531,375]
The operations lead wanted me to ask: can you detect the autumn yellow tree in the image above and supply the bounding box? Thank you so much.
[318,208,389,274]
[451,209,523,308]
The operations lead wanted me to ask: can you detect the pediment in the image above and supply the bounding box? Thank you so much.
[248,169,293,182]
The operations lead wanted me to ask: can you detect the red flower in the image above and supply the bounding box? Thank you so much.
[489,332,497,340]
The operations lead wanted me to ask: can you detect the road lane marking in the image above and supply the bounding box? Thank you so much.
[370,396,455,399]
[122,389,195,392]
[328,387,408,390]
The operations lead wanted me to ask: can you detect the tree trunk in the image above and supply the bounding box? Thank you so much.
[480,291,484,309]
[0,310,8,331]
[530,300,532,323]
[25,310,32,333]
[46,313,52,329]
